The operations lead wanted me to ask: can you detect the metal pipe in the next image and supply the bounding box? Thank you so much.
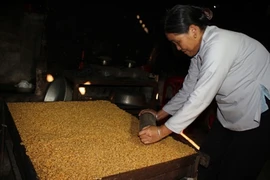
[139,113,156,131]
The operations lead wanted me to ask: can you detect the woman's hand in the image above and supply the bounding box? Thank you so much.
[138,125,161,144]
[138,125,173,144]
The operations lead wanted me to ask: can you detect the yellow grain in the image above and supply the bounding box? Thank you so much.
[7,100,196,180]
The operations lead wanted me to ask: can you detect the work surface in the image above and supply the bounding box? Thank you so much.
[7,100,196,180]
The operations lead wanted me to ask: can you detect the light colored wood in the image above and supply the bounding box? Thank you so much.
[180,131,200,150]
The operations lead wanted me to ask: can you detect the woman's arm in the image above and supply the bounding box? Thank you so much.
[163,57,200,115]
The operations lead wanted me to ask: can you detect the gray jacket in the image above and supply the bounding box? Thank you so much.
[163,25,270,133]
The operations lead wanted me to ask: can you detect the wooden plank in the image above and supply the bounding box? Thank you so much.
[0,99,37,180]
[102,154,197,180]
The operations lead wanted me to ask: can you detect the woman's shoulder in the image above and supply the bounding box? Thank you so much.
[203,25,248,46]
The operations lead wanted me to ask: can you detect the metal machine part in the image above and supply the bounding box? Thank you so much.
[110,90,147,108]
[139,112,157,131]
[44,77,73,102]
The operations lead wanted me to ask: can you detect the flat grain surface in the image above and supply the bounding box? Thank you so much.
[7,100,196,180]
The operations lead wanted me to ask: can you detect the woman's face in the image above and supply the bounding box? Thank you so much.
[165,25,202,57]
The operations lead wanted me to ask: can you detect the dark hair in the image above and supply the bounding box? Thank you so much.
[164,5,212,34]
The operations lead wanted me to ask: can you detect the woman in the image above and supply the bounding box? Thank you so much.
[138,4,270,180]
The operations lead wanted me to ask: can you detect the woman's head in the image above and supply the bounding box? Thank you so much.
[164,5,212,57]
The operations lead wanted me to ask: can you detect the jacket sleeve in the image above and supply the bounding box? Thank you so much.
[164,39,237,134]
[163,58,200,115]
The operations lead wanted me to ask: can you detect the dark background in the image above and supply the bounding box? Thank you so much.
[2,2,270,77]
[43,2,270,75]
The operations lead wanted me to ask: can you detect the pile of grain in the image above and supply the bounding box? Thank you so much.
[7,100,196,180]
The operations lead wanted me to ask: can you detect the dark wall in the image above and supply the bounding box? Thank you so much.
[0,3,46,88]
[211,4,270,49]
[1,3,269,83]
[150,4,270,77]
[45,3,160,71]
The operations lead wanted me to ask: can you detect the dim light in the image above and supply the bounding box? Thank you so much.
[144,27,148,33]
[84,81,91,85]
[46,74,54,82]
[79,87,86,95]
